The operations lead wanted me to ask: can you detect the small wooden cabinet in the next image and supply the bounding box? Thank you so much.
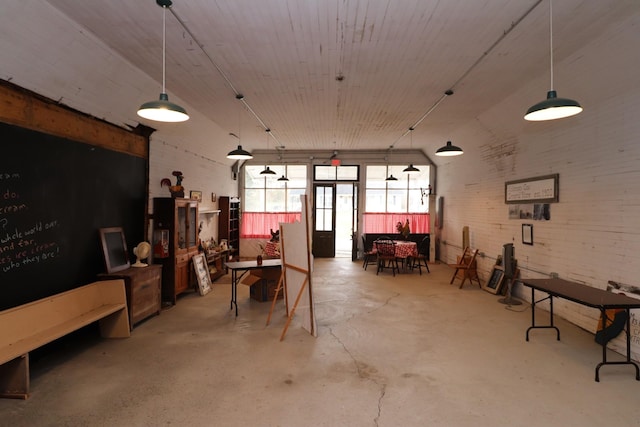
[218,196,240,259]
[206,250,230,282]
[153,197,199,305]
[98,265,162,329]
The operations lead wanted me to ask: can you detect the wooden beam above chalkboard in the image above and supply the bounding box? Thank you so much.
[0,79,148,158]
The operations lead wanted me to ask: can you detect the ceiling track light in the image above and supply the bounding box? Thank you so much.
[435,141,464,157]
[137,0,189,123]
[524,0,582,121]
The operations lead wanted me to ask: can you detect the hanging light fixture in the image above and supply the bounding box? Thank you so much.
[137,0,189,123]
[385,146,398,181]
[524,0,582,121]
[403,128,420,173]
[227,95,253,160]
[276,145,289,181]
[260,129,277,176]
[226,144,253,160]
[435,141,464,157]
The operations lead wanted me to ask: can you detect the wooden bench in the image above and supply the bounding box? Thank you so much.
[0,280,131,399]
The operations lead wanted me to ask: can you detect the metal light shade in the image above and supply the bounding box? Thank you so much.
[435,141,463,157]
[524,90,583,121]
[385,174,398,181]
[524,0,582,122]
[277,175,289,182]
[260,166,277,175]
[137,0,188,123]
[226,145,253,160]
[403,164,420,173]
[138,93,189,122]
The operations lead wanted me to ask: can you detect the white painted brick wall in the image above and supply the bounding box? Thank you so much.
[436,13,640,337]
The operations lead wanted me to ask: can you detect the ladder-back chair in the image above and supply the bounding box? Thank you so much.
[375,239,398,276]
[411,235,431,275]
[449,247,480,288]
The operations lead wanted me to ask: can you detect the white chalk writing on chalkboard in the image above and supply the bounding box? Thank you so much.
[0,170,62,273]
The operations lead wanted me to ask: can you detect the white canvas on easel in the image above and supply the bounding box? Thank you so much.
[275,194,317,339]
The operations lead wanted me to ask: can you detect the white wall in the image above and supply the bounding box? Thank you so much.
[0,1,239,244]
[435,10,640,333]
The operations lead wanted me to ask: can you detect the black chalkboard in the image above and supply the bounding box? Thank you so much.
[99,227,130,273]
[484,265,505,294]
[0,122,146,310]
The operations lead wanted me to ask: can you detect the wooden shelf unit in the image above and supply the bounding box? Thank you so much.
[219,196,240,259]
[153,197,199,305]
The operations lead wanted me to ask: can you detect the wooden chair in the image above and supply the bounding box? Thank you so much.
[449,247,480,288]
[362,235,376,270]
[411,236,430,275]
[375,239,398,276]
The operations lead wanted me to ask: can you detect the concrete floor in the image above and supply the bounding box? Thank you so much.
[2,259,640,426]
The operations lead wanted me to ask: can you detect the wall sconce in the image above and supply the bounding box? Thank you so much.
[420,185,432,205]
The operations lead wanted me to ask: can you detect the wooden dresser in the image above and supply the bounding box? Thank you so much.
[98,265,162,329]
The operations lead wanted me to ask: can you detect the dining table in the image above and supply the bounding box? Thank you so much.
[372,240,418,272]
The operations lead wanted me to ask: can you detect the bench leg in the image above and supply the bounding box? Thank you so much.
[0,354,29,399]
[99,308,131,338]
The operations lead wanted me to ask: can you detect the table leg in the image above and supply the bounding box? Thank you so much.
[230,270,238,316]
[526,288,560,341]
[595,308,640,382]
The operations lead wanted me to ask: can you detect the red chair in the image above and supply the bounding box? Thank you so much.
[375,240,398,276]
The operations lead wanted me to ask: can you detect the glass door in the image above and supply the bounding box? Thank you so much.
[312,184,335,257]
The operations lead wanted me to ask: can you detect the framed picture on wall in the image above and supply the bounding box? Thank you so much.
[190,190,202,202]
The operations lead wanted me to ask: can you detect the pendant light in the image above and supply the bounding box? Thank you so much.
[260,129,277,176]
[403,128,420,174]
[227,95,253,160]
[435,141,464,157]
[524,0,582,121]
[137,0,189,123]
[276,145,289,181]
[385,146,398,181]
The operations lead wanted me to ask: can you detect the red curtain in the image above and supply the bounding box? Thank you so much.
[363,213,430,234]
[241,212,301,238]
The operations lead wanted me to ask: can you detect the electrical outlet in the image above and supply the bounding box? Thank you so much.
[550,272,559,278]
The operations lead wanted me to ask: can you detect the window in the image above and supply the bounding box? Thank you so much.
[364,165,430,233]
[242,164,306,238]
[314,165,359,181]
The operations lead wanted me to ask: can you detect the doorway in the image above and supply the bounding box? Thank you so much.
[312,183,358,258]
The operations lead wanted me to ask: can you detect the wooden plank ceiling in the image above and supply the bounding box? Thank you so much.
[41,0,633,158]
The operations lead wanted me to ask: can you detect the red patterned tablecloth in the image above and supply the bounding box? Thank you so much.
[264,241,281,258]
[372,240,418,258]
[393,241,418,258]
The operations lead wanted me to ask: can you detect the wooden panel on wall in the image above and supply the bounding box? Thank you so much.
[0,79,148,158]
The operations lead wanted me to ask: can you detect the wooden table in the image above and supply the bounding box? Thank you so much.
[225,259,282,316]
[521,278,640,381]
